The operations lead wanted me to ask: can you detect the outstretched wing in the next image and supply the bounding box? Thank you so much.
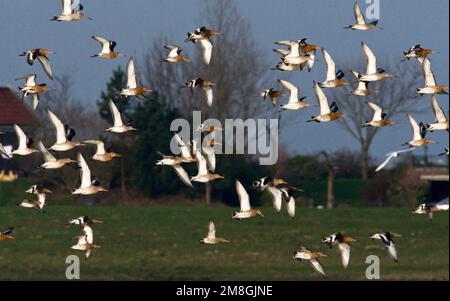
[236,179,251,212]
[321,48,336,81]
[313,81,330,115]
[353,1,366,25]
[37,56,54,80]
[199,39,213,65]
[361,42,377,75]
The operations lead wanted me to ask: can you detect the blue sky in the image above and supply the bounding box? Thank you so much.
[0,0,448,160]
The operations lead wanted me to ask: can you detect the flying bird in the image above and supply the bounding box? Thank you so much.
[417,58,448,95]
[16,74,49,109]
[322,232,356,268]
[200,221,230,244]
[17,188,50,212]
[163,45,190,63]
[91,36,124,59]
[370,232,402,262]
[350,70,374,96]
[19,48,54,80]
[439,148,449,156]
[299,38,320,72]
[293,247,327,276]
[403,44,434,62]
[190,151,223,183]
[69,216,103,228]
[359,42,393,82]
[278,79,312,110]
[11,124,39,156]
[106,99,137,133]
[363,102,394,127]
[260,88,284,106]
[232,179,264,220]
[47,110,83,151]
[308,81,346,122]
[51,0,92,21]
[72,153,108,195]
[156,152,194,189]
[120,57,153,100]
[182,78,215,107]
[0,227,14,241]
[344,2,381,30]
[38,141,76,170]
[318,48,349,88]
[185,26,221,65]
[375,147,416,172]
[403,114,435,147]
[84,140,121,162]
[71,223,100,259]
[413,198,449,221]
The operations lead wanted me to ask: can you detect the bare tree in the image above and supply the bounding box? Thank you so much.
[329,59,424,181]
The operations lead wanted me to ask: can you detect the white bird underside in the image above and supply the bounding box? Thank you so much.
[84,140,106,155]
[173,164,193,188]
[207,221,216,239]
[109,99,125,127]
[337,243,351,268]
[78,153,92,189]
[38,141,56,162]
[408,114,422,141]
[93,36,112,54]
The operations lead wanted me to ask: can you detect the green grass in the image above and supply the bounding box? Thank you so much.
[0,204,448,280]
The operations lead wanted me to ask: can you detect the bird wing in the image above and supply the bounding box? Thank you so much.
[286,196,296,218]
[25,74,37,87]
[353,1,366,24]
[126,57,138,89]
[85,140,106,155]
[37,56,53,80]
[14,124,27,149]
[278,79,299,104]
[202,146,216,172]
[309,259,326,276]
[31,94,39,110]
[38,141,56,162]
[0,143,13,159]
[408,114,422,141]
[203,86,213,107]
[78,153,92,188]
[267,186,283,212]
[236,180,251,211]
[361,42,377,75]
[173,164,194,188]
[47,110,67,144]
[273,48,290,57]
[92,36,111,53]
[375,153,394,172]
[338,243,351,268]
[165,45,180,58]
[108,99,124,127]
[321,48,336,81]
[199,39,213,65]
[195,150,209,176]
[174,134,192,159]
[422,58,436,87]
[76,235,87,246]
[367,102,383,121]
[385,241,398,262]
[83,225,94,244]
[207,221,216,238]
[431,96,446,123]
[61,0,72,15]
[305,50,316,71]
[313,81,330,115]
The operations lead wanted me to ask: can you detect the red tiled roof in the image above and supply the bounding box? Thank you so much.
[0,87,39,126]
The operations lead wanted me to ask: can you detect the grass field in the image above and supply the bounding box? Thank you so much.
[0,204,448,280]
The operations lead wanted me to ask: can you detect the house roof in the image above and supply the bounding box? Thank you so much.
[0,87,39,126]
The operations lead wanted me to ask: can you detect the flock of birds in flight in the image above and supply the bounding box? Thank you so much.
[0,1,449,276]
